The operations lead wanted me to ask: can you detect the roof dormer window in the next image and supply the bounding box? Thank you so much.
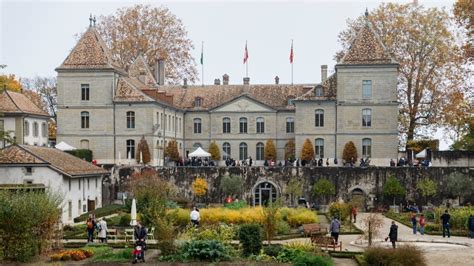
[194,97,202,107]
[315,86,323,97]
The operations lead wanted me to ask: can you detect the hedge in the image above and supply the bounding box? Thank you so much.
[65,149,93,162]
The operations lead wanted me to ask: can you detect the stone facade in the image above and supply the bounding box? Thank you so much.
[56,17,399,166]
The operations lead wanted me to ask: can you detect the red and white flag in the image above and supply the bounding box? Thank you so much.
[289,41,294,64]
[243,41,249,64]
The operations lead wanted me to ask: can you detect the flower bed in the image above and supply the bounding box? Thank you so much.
[173,207,317,227]
[50,248,94,261]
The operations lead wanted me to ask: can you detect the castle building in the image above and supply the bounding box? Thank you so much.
[56,16,398,166]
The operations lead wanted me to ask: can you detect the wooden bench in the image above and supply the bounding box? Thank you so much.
[302,223,325,236]
[124,228,134,242]
[310,235,342,251]
[107,229,118,242]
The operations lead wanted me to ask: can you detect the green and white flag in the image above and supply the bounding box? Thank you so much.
[200,42,204,65]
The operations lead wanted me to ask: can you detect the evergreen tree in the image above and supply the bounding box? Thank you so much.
[342,141,357,163]
[313,178,335,204]
[284,140,295,161]
[164,139,180,162]
[301,138,314,161]
[208,141,220,161]
[135,136,151,164]
[264,139,276,160]
[383,176,406,205]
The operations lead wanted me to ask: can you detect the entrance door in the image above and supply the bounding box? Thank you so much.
[253,182,278,206]
[261,189,271,206]
[87,199,96,212]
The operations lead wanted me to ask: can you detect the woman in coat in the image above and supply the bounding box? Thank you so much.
[97,218,108,243]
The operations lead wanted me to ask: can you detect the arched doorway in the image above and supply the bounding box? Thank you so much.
[350,188,367,211]
[253,181,279,206]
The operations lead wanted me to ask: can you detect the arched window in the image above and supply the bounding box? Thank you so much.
[126,139,135,159]
[239,142,248,160]
[81,111,89,129]
[253,181,278,206]
[362,108,372,127]
[286,117,294,133]
[80,139,90,149]
[194,97,202,107]
[315,86,323,97]
[256,117,265,134]
[193,118,202,134]
[41,122,47,137]
[239,117,247,133]
[256,142,264,160]
[126,111,135,129]
[223,117,231,133]
[362,138,372,157]
[223,142,231,160]
[315,109,324,127]
[33,122,39,137]
[24,121,30,136]
[315,138,324,158]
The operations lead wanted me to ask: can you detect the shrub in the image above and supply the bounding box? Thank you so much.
[262,199,282,243]
[383,176,406,205]
[276,220,291,234]
[265,139,277,160]
[220,175,243,198]
[238,224,263,256]
[135,136,151,164]
[364,246,426,266]
[224,200,247,210]
[208,141,220,161]
[263,244,283,257]
[313,179,335,204]
[285,208,318,227]
[192,177,208,198]
[285,140,296,161]
[329,202,351,222]
[164,139,180,162]
[119,213,131,226]
[342,141,357,163]
[293,252,333,266]
[181,240,232,262]
[276,248,307,263]
[301,138,315,161]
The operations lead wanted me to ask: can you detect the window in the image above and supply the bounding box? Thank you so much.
[81,111,89,128]
[193,118,202,134]
[24,121,29,136]
[223,142,231,160]
[68,179,71,191]
[179,118,182,133]
[126,139,135,159]
[286,117,294,133]
[80,139,89,149]
[87,178,90,190]
[239,117,247,133]
[222,117,231,133]
[194,97,202,107]
[362,138,372,157]
[25,167,32,175]
[95,177,98,188]
[315,86,323,97]
[78,178,81,190]
[161,113,163,128]
[362,108,372,127]
[81,84,90,101]
[315,109,324,127]
[78,200,81,215]
[315,138,324,158]
[41,122,47,137]
[256,117,265,134]
[239,142,248,160]
[126,111,135,129]
[68,201,72,220]
[256,142,264,160]
[362,80,372,99]
[33,122,39,137]
[164,115,167,130]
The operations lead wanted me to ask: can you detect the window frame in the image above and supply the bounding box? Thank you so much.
[256,142,264,160]
[362,138,372,157]
[362,108,372,127]
[222,142,231,160]
[33,122,39,137]
[315,109,324,127]
[81,111,90,129]
[315,138,324,158]
[222,117,231,134]
[24,121,29,136]
[41,122,47,137]
[362,80,372,99]
[193,118,202,134]
[126,111,135,129]
[315,86,323,97]
[239,142,248,160]
[194,97,202,107]
[256,117,265,134]
[126,139,135,159]
[239,117,248,133]
[81,84,90,101]
[286,117,294,133]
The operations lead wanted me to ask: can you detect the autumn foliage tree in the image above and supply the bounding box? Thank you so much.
[453,0,474,59]
[342,141,357,163]
[192,177,208,199]
[336,3,469,148]
[0,74,22,92]
[164,139,180,162]
[284,140,295,161]
[301,139,314,162]
[135,136,151,164]
[264,139,276,160]
[208,141,220,161]
[97,4,198,84]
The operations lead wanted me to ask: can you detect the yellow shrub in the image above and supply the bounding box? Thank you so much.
[285,208,318,227]
[192,178,208,197]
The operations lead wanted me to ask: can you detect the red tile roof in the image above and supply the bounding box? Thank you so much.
[0,90,50,116]
[0,145,109,177]
[295,74,337,101]
[114,77,155,103]
[128,55,157,87]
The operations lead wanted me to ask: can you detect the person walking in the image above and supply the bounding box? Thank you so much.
[419,214,426,235]
[97,218,108,243]
[86,216,96,243]
[351,206,357,223]
[468,215,474,239]
[387,221,398,248]
[329,216,341,244]
[190,207,200,227]
[411,212,417,234]
[441,209,451,238]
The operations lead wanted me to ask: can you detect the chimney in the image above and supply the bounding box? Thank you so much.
[274,76,280,85]
[155,59,165,85]
[183,78,188,88]
[321,65,328,83]
[222,74,229,85]
[243,77,250,85]
[214,78,221,85]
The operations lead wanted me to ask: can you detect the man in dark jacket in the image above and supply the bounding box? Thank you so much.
[468,215,474,239]
[441,209,451,238]
[134,220,147,261]
[387,221,398,248]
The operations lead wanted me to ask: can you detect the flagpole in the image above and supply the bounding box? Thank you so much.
[201,41,204,87]
[291,39,294,85]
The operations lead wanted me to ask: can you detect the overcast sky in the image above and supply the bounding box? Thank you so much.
[0,0,456,149]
